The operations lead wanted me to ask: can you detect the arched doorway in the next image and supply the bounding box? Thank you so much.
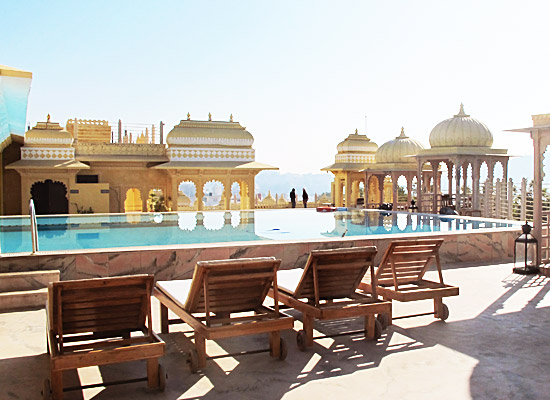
[30,180,68,215]
[124,188,143,212]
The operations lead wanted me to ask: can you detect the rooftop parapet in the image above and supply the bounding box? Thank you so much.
[66,119,111,143]
[532,114,550,127]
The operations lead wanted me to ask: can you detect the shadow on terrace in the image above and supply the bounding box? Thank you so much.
[1,262,550,399]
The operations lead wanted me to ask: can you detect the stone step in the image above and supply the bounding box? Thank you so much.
[0,270,60,292]
[0,288,48,312]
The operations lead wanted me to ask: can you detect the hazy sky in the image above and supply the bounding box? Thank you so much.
[2,1,548,176]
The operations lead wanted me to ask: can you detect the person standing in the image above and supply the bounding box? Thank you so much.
[302,188,309,208]
[290,188,296,208]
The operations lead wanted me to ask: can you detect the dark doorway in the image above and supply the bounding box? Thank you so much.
[30,180,68,215]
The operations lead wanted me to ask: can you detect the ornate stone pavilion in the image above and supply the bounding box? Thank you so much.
[363,127,426,210]
[321,129,378,207]
[7,114,276,214]
[416,104,509,214]
[323,105,509,213]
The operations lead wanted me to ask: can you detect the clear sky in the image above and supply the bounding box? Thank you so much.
[2,0,549,177]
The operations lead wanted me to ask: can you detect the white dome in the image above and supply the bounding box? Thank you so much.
[336,129,378,154]
[429,104,493,148]
[375,127,424,163]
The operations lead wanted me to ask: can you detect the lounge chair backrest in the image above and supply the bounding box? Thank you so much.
[183,257,281,315]
[48,275,154,345]
[375,239,444,286]
[293,247,377,304]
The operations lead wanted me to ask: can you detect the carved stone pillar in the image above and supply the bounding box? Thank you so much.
[196,178,204,211]
[417,159,423,212]
[224,177,232,210]
[432,162,439,213]
[248,176,255,210]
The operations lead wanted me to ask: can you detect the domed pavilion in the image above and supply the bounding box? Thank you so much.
[321,129,378,207]
[415,104,509,214]
[154,114,277,210]
[363,127,428,209]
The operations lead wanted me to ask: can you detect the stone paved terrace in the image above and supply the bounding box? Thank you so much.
[1,261,550,400]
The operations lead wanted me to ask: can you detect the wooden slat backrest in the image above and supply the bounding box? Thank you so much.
[49,275,153,345]
[183,257,281,316]
[293,247,377,304]
[375,239,444,286]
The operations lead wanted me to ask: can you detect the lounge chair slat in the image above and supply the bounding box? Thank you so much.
[60,297,143,311]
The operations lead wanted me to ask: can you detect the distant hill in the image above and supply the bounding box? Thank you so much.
[255,171,333,199]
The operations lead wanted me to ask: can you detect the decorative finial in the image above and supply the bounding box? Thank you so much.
[187,112,190,120]
[208,112,212,121]
[454,103,470,118]
[230,114,233,122]
[47,114,51,123]
[397,126,408,139]
[355,128,358,134]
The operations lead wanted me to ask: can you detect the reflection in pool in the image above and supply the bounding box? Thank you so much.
[0,209,518,254]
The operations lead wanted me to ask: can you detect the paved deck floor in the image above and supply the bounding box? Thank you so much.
[1,261,550,400]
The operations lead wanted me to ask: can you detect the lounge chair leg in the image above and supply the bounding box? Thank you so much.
[147,358,160,389]
[51,370,63,400]
[434,297,443,318]
[194,333,207,368]
[365,314,375,339]
[303,314,314,347]
[269,331,281,357]
[160,304,169,334]
[384,298,393,326]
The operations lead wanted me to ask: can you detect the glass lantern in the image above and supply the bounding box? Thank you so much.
[513,222,539,275]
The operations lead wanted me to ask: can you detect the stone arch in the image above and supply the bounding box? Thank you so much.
[367,175,380,207]
[396,174,408,206]
[124,188,142,212]
[203,180,224,210]
[382,175,393,203]
[147,188,167,212]
[178,181,196,211]
[30,179,68,215]
[230,181,242,210]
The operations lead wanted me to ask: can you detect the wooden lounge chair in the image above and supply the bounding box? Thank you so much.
[153,257,294,372]
[269,246,392,351]
[358,239,459,326]
[43,275,165,400]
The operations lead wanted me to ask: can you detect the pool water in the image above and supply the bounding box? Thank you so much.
[0,209,518,254]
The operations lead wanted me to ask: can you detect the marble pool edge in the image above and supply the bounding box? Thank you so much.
[0,227,520,281]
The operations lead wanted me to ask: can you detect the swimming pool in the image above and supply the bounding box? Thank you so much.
[0,209,518,254]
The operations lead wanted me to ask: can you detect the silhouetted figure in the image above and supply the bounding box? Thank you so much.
[290,188,296,208]
[302,188,309,208]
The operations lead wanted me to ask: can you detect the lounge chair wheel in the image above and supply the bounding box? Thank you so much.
[439,303,450,321]
[279,337,288,360]
[187,348,199,373]
[158,363,167,391]
[41,378,51,400]
[376,313,389,330]
[374,319,383,340]
[296,330,308,352]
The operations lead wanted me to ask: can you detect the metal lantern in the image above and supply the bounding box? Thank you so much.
[513,222,539,275]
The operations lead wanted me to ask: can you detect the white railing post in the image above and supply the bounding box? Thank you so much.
[507,178,513,219]
[495,179,501,219]
[483,179,491,218]
[520,178,527,221]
